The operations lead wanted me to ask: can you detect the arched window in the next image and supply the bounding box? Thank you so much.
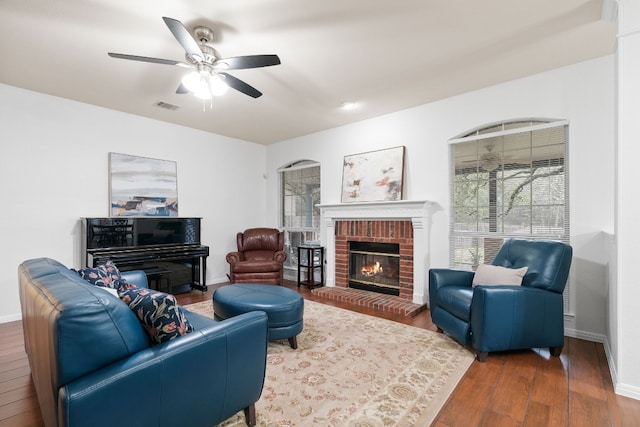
[449,119,571,311]
[278,160,321,273]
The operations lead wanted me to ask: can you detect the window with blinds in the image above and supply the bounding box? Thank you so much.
[449,119,571,312]
[279,160,321,272]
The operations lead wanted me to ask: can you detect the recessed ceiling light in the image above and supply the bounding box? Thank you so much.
[340,101,358,110]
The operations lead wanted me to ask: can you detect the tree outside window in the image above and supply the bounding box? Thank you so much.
[280,160,321,272]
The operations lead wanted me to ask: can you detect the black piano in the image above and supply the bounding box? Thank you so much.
[83,217,208,294]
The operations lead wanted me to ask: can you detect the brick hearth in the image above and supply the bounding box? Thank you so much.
[311,286,425,316]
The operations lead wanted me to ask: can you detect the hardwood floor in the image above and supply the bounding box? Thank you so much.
[3,281,640,426]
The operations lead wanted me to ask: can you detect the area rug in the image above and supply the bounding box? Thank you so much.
[184,299,474,426]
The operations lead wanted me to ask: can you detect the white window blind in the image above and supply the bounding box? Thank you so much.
[279,160,321,271]
[449,119,571,313]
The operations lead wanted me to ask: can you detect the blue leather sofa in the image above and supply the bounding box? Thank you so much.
[429,239,572,361]
[18,258,268,427]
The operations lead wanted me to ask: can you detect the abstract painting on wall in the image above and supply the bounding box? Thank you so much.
[109,153,178,216]
[341,146,405,203]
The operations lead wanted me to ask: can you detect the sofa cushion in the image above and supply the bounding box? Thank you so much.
[118,284,194,344]
[231,260,282,273]
[472,264,528,287]
[244,250,278,261]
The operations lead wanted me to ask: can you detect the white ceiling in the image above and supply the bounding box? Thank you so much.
[0,0,616,145]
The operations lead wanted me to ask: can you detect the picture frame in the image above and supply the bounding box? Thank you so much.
[341,146,405,203]
[109,152,178,217]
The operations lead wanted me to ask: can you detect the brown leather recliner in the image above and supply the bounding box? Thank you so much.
[226,228,287,285]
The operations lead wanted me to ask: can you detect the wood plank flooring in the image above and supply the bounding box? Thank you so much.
[2,281,639,426]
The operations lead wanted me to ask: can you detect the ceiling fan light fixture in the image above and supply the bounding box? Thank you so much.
[340,101,358,110]
[194,88,212,100]
[480,152,501,171]
[182,71,205,91]
[208,75,228,96]
[181,71,228,99]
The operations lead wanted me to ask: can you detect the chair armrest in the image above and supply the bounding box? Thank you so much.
[120,270,148,288]
[429,268,474,306]
[429,268,475,287]
[274,250,287,263]
[470,285,564,353]
[59,311,268,427]
[226,251,244,264]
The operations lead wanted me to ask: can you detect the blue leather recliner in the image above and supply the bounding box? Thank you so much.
[18,258,268,427]
[429,239,572,361]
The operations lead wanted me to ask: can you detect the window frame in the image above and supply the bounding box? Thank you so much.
[448,119,572,312]
[278,160,321,274]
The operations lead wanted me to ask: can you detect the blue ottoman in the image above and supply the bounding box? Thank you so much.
[213,284,304,349]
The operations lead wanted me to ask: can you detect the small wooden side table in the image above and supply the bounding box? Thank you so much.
[297,246,324,288]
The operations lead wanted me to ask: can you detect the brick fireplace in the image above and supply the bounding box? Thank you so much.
[335,220,414,300]
[318,200,434,305]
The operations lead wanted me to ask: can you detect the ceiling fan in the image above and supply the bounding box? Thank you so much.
[479,145,501,171]
[462,143,527,172]
[108,17,280,99]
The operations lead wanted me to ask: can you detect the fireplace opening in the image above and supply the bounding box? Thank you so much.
[349,241,400,296]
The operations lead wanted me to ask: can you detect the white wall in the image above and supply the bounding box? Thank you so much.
[0,83,268,322]
[266,55,615,342]
[614,0,640,399]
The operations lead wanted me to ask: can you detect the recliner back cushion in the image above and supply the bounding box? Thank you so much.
[491,239,572,293]
[240,228,281,252]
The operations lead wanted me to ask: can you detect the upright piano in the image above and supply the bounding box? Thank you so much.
[83,217,209,293]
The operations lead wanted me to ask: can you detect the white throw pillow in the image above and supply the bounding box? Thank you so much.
[472,264,528,287]
[95,286,120,298]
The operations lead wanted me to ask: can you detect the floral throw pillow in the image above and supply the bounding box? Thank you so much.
[77,260,125,290]
[100,260,127,289]
[77,265,111,288]
[118,284,194,345]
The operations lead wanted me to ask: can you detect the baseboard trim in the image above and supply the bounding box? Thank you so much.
[0,313,22,324]
[564,327,605,343]
[567,329,640,400]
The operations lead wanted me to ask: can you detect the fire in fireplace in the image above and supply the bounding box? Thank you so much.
[349,241,400,296]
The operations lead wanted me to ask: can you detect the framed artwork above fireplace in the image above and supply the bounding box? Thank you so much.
[341,146,405,203]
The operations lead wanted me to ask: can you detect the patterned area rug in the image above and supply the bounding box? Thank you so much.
[184,299,474,427]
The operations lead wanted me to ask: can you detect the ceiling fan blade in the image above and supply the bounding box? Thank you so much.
[215,54,281,70]
[176,83,189,94]
[162,17,204,62]
[108,52,190,67]
[219,73,262,98]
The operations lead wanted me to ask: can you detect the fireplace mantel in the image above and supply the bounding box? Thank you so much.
[318,200,436,305]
